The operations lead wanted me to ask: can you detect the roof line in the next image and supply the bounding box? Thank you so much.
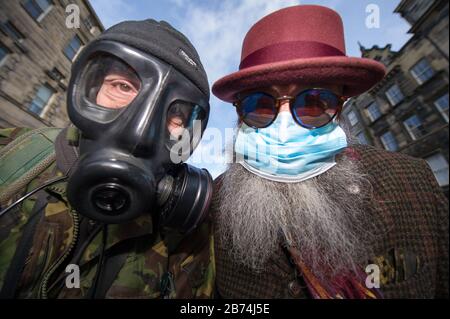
[83,0,105,31]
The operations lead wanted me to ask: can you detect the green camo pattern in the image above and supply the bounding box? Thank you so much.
[0,128,215,299]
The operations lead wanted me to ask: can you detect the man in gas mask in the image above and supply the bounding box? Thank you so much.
[210,5,448,299]
[0,19,214,299]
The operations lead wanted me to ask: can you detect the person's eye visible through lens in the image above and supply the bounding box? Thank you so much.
[96,74,140,109]
[167,114,186,141]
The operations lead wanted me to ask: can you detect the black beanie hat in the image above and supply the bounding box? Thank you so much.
[94,19,209,98]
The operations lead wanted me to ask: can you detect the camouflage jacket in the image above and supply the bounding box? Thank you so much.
[0,128,215,299]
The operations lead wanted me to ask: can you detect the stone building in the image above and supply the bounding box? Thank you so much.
[342,0,449,197]
[0,0,104,128]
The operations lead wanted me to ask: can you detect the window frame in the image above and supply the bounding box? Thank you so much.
[385,83,405,106]
[357,132,369,145]
[403,114,426,141]
[434,93,449,123]
[380,131,399,152]
[63,34,83,61]
[0,41,10,67]
[47,67,65,82]
[347,110,359,126]
[84,16,95,31]
[28,84,55,116]
[367,102,382,122]
[1,21,26,44]
[23,0,53,23]
[425,153,449,187]
[410,58,435,85]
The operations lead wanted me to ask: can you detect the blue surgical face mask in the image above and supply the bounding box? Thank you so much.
[234,112,348,183]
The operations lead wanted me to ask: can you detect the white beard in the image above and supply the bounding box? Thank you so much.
[214,154,377,279]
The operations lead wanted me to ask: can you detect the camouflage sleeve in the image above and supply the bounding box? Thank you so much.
[0,128,32,151]
[167,220,216,299]
[192,231,215,298]
[0,127,38,290]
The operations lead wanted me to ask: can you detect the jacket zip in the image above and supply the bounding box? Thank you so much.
[38,209,80,299]
[29,232,53,294]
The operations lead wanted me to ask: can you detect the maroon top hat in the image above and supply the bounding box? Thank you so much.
[212,5,386,102]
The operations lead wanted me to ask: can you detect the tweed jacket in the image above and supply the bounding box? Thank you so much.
[212,144,449,299]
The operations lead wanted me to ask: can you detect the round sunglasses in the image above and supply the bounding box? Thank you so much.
[233,88,346,129]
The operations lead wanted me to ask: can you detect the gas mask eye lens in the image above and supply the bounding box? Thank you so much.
[166,102,206,149]
[80,53,141,110]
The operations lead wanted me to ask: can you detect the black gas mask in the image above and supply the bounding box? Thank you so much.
[66,39,212,234]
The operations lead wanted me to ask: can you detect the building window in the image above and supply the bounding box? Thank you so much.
[347,110,359,126]
[23,0,53,22]
[385,84,404,106]
[367,102,382,122]
[425,153,449,187]
[29,84,55,116]
[84,16,94,30]
[410,58,435,85]
[1,21,25,42]
[357,132,369,145]
[380,131,398,152]
[63,34,83,61]
[0,41,10,65]
[47,67,65,82]
[435,94,449,123]
[403,114,426,141]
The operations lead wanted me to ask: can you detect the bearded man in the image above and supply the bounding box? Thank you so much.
[210,5,449,299]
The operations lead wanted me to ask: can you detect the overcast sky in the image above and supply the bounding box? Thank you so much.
[89,0,413,178]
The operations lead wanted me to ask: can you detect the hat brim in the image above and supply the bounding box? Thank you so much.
[212,56,386,102]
